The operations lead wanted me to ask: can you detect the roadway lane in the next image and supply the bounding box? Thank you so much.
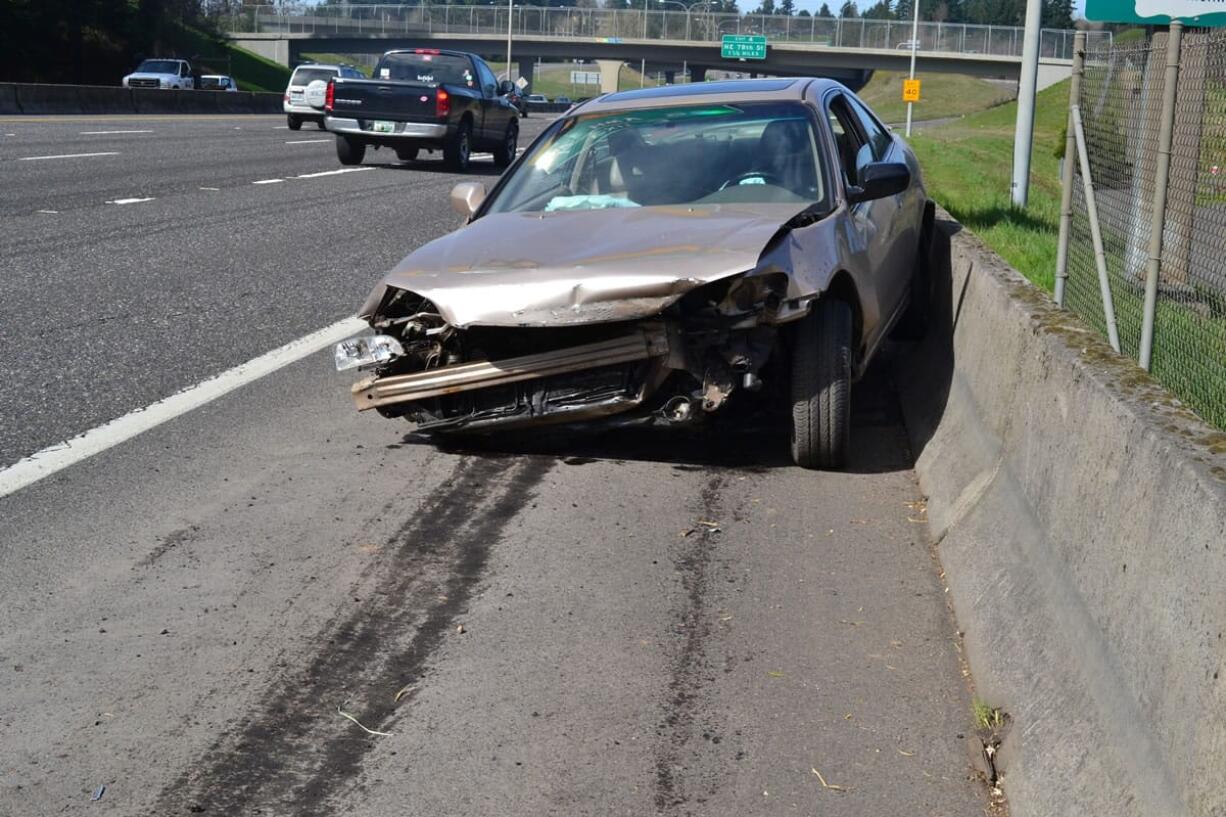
[0,344,986,816]
[0,114,551,468]
[0,113,990,817]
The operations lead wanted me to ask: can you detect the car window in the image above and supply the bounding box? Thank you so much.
[377,52,476,89]
[828,94,884,188]
[846,96,892,161]
[290,67,338,87]
[475,61,498,98]
[180,64,190,77]
[136,60,180,74]
[487,101,829,214]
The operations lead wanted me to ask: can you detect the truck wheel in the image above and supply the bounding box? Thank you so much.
[444,120,472,172]
[287,115,302,131]
[315,119,327,131]
[493,121,518,168]
[336,136,366,166]
[790,298,852,470]
[396,146,419,163]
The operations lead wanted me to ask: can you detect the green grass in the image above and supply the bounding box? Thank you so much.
[487,61,664,99]
[166,23,291,92]
[858,70,1014,124]
[911,79,1226,429]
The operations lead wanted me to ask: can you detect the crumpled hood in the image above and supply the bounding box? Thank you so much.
[360,204,801,327]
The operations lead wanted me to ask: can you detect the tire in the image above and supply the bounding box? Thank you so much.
[444,119,472,172]
[396,146,419,163]
[336,136,366,166]
[316,119,327,130]
[493,121,518,169]
[790,298,853,470]
[287,115,302,131]
[894,204,935,340]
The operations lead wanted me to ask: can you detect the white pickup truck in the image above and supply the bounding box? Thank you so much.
[122,59,196,90]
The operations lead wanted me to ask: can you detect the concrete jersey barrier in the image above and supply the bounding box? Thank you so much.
[0,83,282,116]
[897,210,1226,817]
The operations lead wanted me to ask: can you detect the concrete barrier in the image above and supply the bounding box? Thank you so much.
[0,84,19,115]
[0,83,283,116]
[13,84,84,114]
[897,210,1226,817]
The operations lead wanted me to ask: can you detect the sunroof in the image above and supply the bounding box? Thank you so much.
[601,79,799,103]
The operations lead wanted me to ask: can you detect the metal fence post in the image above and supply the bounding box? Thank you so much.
[1072,105,1123,353]
[1139,21,1183,370]
[1054,31,1086,307]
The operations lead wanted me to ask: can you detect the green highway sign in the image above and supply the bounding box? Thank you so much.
[721,34,768,60]
[1085,0,1226,26]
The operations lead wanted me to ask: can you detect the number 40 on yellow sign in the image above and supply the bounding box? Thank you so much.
[902,78,921,102]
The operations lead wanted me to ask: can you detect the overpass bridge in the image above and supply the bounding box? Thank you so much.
[217,4,1093,93]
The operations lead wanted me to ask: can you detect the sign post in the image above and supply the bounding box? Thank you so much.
[903,0,920,137]
[721,35,768,60]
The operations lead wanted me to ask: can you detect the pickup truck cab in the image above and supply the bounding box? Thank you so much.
[324,49,519,171]
[122,59,195,90]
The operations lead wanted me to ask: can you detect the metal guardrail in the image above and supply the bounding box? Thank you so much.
[213,4,1088,61]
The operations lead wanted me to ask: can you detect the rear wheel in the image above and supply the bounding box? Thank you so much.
[287,114,302,131]
[315,118,327,130]
[494,121,518,168]
[336,136,366,166]
[396,146,419,163]
[790,298,853,470]
[444,120,472,172]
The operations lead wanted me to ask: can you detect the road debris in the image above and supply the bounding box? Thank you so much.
[811,767,848,792]
[456,624,465,634]
[393,684,416,702]
[898,749,915,757]
[337,703,392,737]
[90,784,106,801]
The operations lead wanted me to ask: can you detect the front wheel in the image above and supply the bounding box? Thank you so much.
[493,121,518,168]
[790,298,853,470]
[444,120,472,172]
[336,136,366,166]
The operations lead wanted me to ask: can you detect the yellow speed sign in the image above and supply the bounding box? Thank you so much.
[902,78,921,102]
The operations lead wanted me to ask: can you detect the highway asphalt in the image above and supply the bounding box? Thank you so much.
[0,114,988,816]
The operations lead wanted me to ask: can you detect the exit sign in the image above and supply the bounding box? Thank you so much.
[721,34,768,60]
[1085,0,1226,25]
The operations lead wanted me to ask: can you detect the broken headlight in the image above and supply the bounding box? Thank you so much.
[334,335,405,372]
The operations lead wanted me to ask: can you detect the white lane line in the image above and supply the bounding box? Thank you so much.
[252,178,284,185]
[286,139,330,145]
[107,197,155,205]
[295,167,373,179]
[199,186,220,191]
[36,209,59,215]
[0,317,367,501]
[80,129,153,135]
[17,151,119,162]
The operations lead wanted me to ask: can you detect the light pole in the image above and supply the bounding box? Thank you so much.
[506,0,514,84]
[904,0,919,137]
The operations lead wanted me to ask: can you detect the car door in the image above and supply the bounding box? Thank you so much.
[474,60,504,144]
[826,92,911,339]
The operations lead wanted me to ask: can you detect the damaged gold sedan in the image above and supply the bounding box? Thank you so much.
[337,78,934,469]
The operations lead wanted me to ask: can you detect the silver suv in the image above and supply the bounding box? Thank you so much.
[283,63,365,130]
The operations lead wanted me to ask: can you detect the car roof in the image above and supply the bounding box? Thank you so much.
[573,77,845,114]
[293,64,341,71]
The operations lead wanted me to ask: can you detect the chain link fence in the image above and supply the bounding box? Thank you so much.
[1064,29,1226,429]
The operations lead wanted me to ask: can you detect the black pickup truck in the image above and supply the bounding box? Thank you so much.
[323,49,519,171]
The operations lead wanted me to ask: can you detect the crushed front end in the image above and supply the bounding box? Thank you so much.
[339,273,793,434]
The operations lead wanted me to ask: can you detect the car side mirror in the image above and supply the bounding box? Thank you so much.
[498,80,515,96]
[846,161,910,204]
[450,181,487,220]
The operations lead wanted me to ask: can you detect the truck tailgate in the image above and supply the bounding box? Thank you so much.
[331,78,438,123]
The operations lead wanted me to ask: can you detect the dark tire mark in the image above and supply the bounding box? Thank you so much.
[654,473,726,814]
[154,454,553,816]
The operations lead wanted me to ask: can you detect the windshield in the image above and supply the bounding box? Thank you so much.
[375,52,475,88]
[137,60,181,74]
[289,67,337,87]
[486,102,829,214]
[200,76,229,89]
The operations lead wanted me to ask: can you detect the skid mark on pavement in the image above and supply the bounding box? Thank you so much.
[156,454,554,816]
[654,473,730,813]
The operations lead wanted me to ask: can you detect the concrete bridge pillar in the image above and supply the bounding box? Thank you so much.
[664,70,675,85]
[596,60,622,94]
[517,57,535,89]
[690,66,707,83]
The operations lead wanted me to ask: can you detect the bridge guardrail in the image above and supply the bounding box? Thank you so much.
[213,4,1093,61]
